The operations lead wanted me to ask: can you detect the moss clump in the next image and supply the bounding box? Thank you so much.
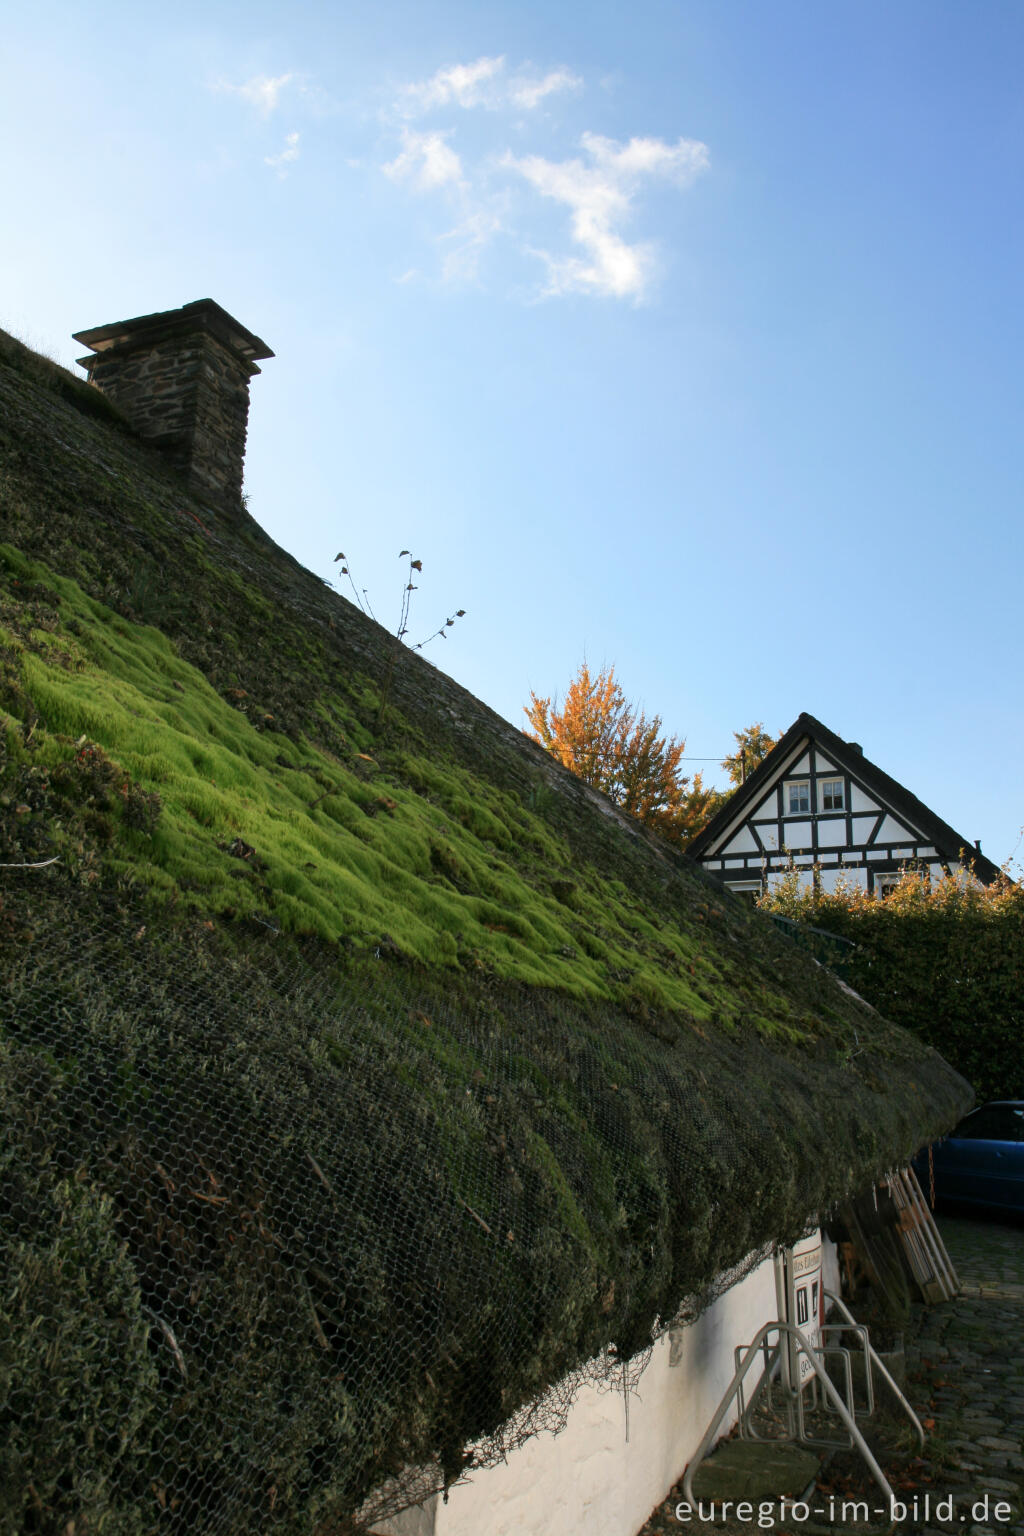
[0,1167,161,1536]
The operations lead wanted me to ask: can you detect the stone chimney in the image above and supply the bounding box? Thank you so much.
[74,299,273,513]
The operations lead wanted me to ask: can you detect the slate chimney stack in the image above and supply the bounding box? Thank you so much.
[74,299,273,513]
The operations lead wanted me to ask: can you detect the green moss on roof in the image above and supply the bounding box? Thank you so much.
[0,539,851,1036]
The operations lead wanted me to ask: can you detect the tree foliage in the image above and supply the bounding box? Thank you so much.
[721,721,780,787]
[524,663,720,847]
[759,866,1024,1103]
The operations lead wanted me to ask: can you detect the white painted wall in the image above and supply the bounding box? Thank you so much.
[766,868,814,893]
[849,785,880,813]
[876,814,914,843]
[820,866,867,893]
[816,820,847,848]
[371,1248,787,1536]
[721,825,758,856]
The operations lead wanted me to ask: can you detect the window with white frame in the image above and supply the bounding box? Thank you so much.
[877,866,925,899]
[820,778,845,812]
[785,780,810,815]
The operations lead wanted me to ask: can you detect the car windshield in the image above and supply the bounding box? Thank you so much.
[954,1104,1024,1141]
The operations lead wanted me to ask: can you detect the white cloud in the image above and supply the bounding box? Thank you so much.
[395,56,581,116]
[438,208,505,283]
[265,131,300,174]
[398,56,506,115]
[219,72,295,115]
[508,67,582,111]
[381,62,705,301]
[504,131,709,299]
[582,131,709,183]
[383,128,464,191]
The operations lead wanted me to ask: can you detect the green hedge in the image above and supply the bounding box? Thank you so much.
[761,869,1024,1103]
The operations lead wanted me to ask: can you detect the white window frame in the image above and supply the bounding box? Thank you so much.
[876,865,926,899]
[784,779,811,816]
[819,777,845,812]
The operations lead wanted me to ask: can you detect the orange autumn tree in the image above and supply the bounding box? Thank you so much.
[721,721,780,787]
[524,662,721,848]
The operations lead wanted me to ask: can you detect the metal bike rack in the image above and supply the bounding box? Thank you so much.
[681,1251,926,1513]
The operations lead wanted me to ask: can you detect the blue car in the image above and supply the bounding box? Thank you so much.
[914,1101,1024,1215]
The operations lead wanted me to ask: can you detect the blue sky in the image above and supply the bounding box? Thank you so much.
[3,0,1022,868]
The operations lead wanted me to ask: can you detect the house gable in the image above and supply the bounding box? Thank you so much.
[689,713,1000,898]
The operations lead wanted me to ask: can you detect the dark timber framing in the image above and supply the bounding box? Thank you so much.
[688,713,1000,898]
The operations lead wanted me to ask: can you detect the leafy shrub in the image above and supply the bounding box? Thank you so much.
[760,867,1024,1101]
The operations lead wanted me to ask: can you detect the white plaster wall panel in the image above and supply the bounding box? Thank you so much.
[754,823,780,851]
[708,791,775,854]
[766,869,814,893]
[820,866,867,893]
[430,1257,779,1536]
[816,820,847,848]
[794,855,814,866]
[725,857,746,867]
[919,846,937,857]
[721,826,758,856]
[707,824,741,857]
[930,862,946,878]
[705,860,722,870]
[789,752,811,775]
[841,851,863,863]
[892,848,914,860]
[867,850,887,861]
[851,815,877,842]
[876,815,913,844]
[783,821,812,848]
[746,789,779,822]
[374,1500,439,1535]
[813,754,837,774]
[850,786,880,813]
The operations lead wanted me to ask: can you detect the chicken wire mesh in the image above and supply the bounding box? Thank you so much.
[0,869,968,1535]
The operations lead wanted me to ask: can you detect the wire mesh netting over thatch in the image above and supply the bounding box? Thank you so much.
[0,872,970,1535]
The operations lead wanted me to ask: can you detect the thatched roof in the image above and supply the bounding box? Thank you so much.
[0,324,970,1535]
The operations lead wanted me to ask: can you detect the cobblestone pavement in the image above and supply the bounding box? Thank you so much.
[905,1212,1024,1535]
[635,1212,1024,1536]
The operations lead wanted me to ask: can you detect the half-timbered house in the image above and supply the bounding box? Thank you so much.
[688,712,1000,900]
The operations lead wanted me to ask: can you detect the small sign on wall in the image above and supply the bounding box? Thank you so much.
[781,1230,822,1387]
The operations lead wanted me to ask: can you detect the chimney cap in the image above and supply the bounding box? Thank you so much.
[74,298,274,365]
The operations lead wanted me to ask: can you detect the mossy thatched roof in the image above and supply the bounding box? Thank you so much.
[0,324,971,1535]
